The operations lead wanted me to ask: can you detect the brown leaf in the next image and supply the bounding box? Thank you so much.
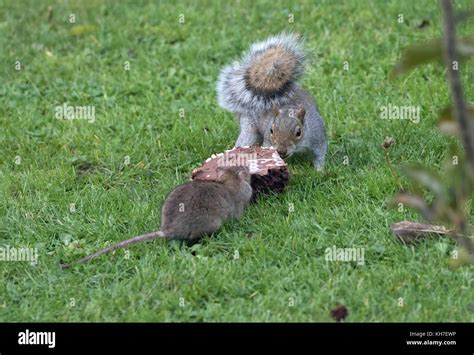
[391,222,474,258]
[330,305,348,322]
[390,221,450,243]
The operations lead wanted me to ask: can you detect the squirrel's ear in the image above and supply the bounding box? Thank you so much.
[272,105,280,117]
[296,108,306,123]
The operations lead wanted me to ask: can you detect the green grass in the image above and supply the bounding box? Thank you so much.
[0,0,473,322]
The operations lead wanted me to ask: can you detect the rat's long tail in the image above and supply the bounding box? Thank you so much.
[217,32,306,116]
[61,230,166,269]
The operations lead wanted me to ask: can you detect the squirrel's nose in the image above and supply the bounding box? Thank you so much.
[277,149,287,157]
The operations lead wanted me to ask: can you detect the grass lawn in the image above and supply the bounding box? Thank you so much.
[0,0,473,322]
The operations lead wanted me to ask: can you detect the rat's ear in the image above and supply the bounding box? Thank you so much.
[238,168,250,182]
[216,166,227,180]
[296,107,306,124]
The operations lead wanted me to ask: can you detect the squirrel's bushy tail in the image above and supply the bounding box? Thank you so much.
[217,32,306,116]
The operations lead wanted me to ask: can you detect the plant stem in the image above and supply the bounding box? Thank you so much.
[383,149,403,191]
[440,0,474,169]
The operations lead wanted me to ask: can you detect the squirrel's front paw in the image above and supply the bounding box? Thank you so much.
[313,160,325,172]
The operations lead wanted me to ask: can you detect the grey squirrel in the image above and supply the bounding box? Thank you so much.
[62,166,252,267]
[217,33,327,170]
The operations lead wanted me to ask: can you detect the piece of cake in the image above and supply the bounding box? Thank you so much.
[192,146,289,199]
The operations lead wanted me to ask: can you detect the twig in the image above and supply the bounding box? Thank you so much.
[440,1,474,257]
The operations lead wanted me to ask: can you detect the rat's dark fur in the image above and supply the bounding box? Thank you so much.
[62,166,252,268]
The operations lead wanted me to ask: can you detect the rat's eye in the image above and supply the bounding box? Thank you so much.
[296,127,302,137]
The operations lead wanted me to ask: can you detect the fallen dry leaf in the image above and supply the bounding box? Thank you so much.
[330,305,348,322]
[390,221,449,243]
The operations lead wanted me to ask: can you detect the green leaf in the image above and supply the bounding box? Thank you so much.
[69,24,97,36]
[458,39,474,57]
[448,247,474,268]
[455,9,474,23]
[60,234,73,246]
[400,164,446,198]
[389,193,434,221]
[438,105,474,135]
[391,38,474,78]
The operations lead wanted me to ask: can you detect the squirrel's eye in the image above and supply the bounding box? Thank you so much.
[270,128,273,135]
[296,128,301,137]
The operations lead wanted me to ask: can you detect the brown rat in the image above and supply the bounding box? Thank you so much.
[62,166,252,268]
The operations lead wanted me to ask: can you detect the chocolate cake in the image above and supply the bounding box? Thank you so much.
[192,146,289,199]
